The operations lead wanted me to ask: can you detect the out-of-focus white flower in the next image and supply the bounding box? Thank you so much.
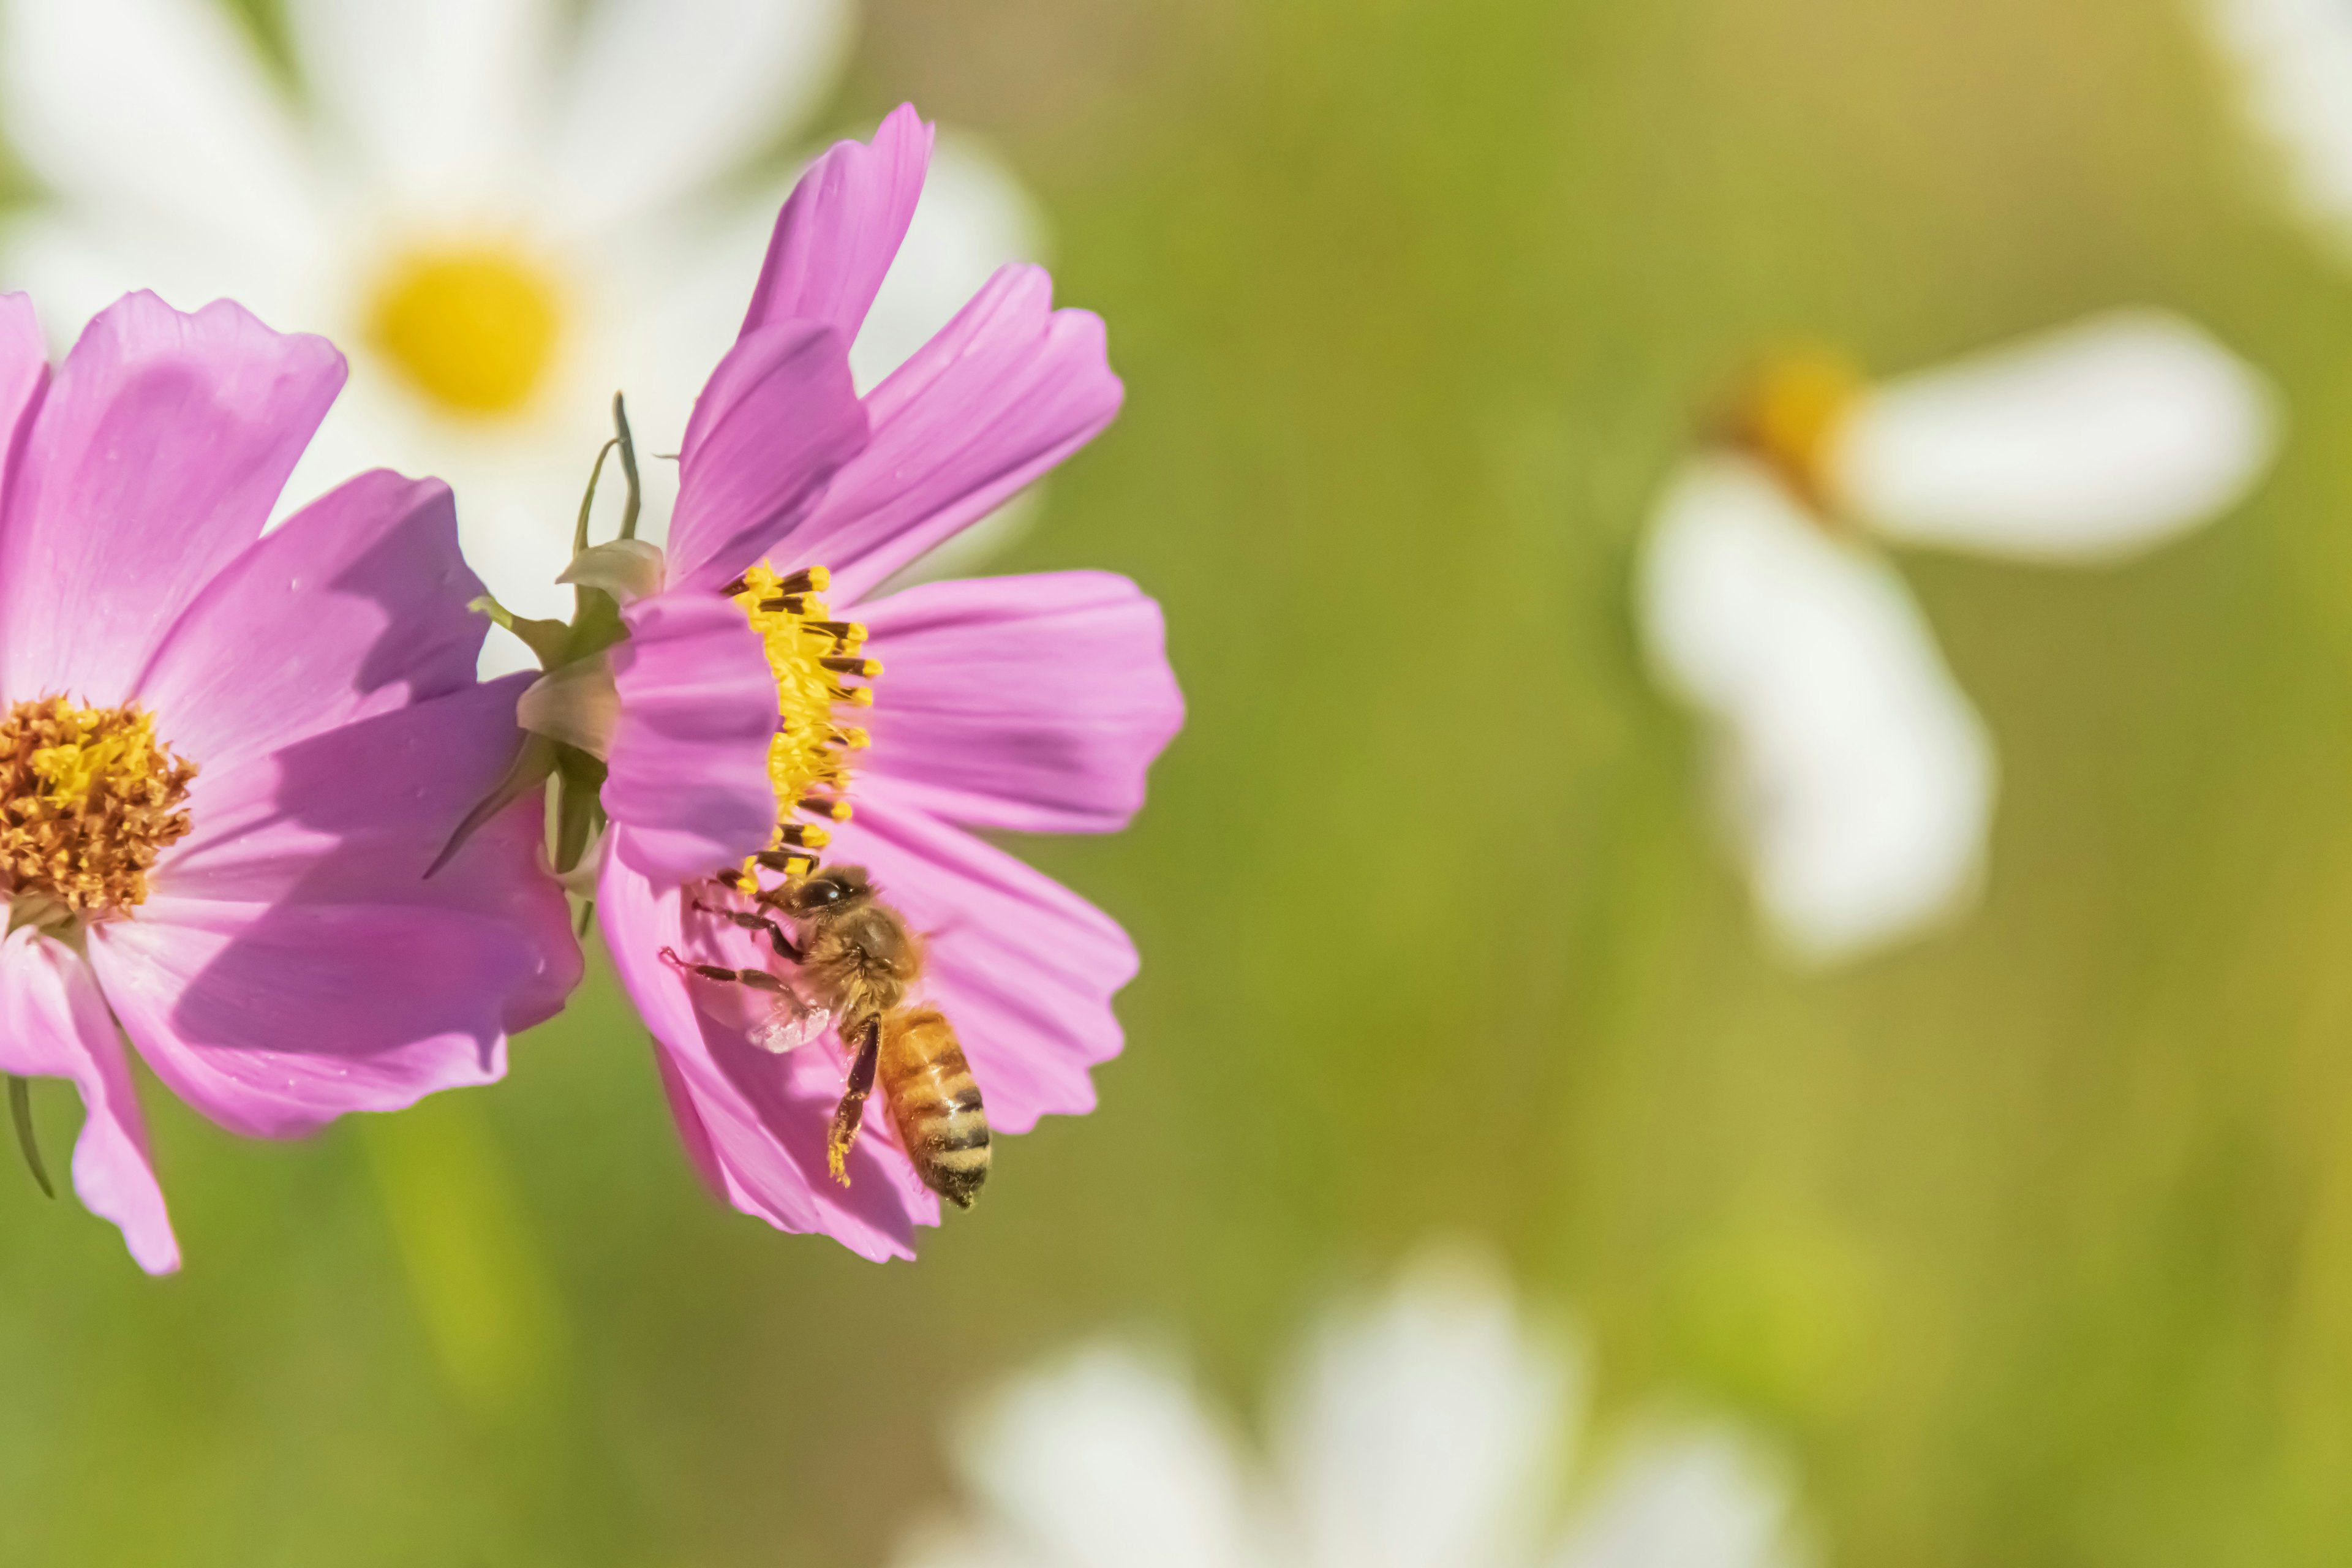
[0,0,1043,666]
[2203,0,2352,254]
[894,1251,1807,1568]
[1640,311,2276,965]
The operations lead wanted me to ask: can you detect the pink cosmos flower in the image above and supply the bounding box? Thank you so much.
[0,289,580,1273]
[546,105,1180,1261]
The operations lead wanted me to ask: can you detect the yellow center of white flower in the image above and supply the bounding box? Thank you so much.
[367,243,564,418]
[0,698,197,922]
[1725,349,1867,514]
[731,562,878,878]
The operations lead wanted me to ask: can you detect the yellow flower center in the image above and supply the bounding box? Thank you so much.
[1724,349,1867,514]
[733,562,878,878]
[367,243,564,418]
[0,698,198,922]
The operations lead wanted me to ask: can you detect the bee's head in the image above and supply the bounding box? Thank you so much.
[785,865,872,919]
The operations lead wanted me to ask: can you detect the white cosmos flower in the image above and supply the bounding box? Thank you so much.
[2203,0,2352,254]
[0,0,1043,671]
[1640,310,2277,965]
[894,1251,1807,1568]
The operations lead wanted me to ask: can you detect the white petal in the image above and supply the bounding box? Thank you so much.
[1640,457,1996,965]
[546,0,853,233]
[1550,1427,1801,1568]
[1273,1248,1575,1568]
[954,1343,1262,1568]
[0,0,323,263]
[0,212,300,345]
[284,0,557,206]
[2203,0,2352,249]
[852,133,1048,389]
[1832,310,2277,562]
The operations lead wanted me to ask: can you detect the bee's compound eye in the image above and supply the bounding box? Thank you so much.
[799,876,847,908]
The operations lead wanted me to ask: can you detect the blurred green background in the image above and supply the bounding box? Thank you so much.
[10,0,2352,1562]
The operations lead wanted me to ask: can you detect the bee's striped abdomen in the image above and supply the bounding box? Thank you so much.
[880,1008,990,1208]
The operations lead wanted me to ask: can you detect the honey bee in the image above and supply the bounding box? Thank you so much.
[662,865,990,1209]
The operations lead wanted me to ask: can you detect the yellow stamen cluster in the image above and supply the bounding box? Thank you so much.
[733,562,878,879]
[1725,349,1867,514]
[0,698,197,919]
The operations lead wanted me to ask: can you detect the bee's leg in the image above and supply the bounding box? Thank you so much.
[826,1017,882,1188]
[691,902,803,963]
[658,948,789,992]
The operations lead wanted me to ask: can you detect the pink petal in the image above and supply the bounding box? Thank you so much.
[151,677,581,1035]
[597,853,939,1261]
[0,928,178,1274]
[0,292,344,704]
[130,469,485,771]
[89,896,540,1139]
[826,778,1137,1134]
[738,103,932,347]
[782,265,1123,603]
[606,590,778,886]
[667,320,867,592]
[859,571,1183,834]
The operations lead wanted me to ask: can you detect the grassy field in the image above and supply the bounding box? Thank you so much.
[7,0,2352,1562]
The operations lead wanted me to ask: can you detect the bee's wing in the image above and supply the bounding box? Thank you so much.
[2204,0,2352,254]
[1831,310,2277,564]
[751,1002,833,1055]
[1640,456,1994,966]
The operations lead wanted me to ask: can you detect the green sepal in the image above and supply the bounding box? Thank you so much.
[552,747,609,876]
[467,595,573,670]
[611,393,642,541]
[9,1076,53,1200]
[428,733,560,880]
[558,589,630,669]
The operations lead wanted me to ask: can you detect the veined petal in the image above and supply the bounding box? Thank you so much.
[284,0,556,204]
[0,293,345,706]
[853,133,1045,391]
[785,266,1124,603]
[1276,1252,1574,1568]
[628,127,1042,507]
[597,854,940,1262]
[606,591,780,886]
[0,929,177,1275]
[0,0,322,264]
[1640,457,1995,965]
[549,0,854,235]
[131,470,486,771]
[151,679,579,1035]
[824,781,1138,1134]
[1548,1427,1799,1568]
[953,1343,1261,1568]
[2203,0,2352,251]
[89,897,536,1139]
[739,104,933,349]
[1832,310,2278,562]
[669,320,867,590]
[859,571,1184,834]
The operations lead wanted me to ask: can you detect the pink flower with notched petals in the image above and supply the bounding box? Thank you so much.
[0,289,580,1273]
[567,104,1180,1261]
